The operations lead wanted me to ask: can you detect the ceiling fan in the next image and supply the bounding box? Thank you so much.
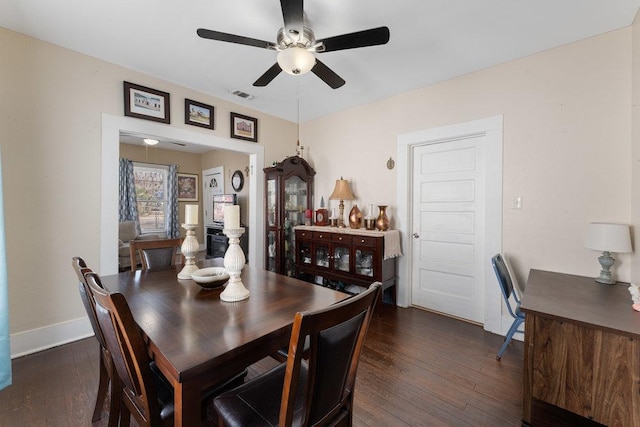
[196,0,390,89]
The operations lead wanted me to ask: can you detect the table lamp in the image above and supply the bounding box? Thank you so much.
[584,222,632,284]
[329,177,355,228]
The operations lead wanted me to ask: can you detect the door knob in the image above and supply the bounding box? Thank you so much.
[413,233,420,238]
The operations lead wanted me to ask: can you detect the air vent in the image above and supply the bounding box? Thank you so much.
[232,90,256,100]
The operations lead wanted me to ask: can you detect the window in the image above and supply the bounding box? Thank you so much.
[133,163,169,235]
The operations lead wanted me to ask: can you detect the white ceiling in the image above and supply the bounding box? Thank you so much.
[1,0,639,123]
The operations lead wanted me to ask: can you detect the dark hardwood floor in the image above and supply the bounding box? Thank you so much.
[0,306,524,426]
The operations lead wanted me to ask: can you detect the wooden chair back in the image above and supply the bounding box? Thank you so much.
[280,282,382,426]
[129,238,183,271]
[72,257,121,425]
[84,271,161,427]
[72,257,106,348]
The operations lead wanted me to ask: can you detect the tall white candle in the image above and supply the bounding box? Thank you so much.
[185,204,198,225]
[224,205,240,229]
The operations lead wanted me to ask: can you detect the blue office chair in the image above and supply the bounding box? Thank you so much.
[491,253,525,360]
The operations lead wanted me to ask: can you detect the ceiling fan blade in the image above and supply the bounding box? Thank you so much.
[318,26,390,53]
[280,0,304,35]
[197,28,276,50]
[253,63,283,87]
[169,142,186,147]
[311,60,345,89]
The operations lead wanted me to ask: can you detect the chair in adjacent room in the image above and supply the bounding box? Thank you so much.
[84,271,247,426]
[491,253,525,361]
[72,256,120,426]
[213,282,382,427]
[129,238,183,271]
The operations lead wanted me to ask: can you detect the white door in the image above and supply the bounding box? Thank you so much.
[411,136,486,323]
[202,166,224,225]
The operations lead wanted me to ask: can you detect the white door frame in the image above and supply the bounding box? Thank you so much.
[100,114,265,276]
[396,115,503,334]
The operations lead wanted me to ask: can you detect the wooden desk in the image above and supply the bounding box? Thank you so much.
[521,269,640,426]
[100,265,348,427]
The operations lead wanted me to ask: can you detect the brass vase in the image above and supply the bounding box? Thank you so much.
[349,204,362,229]
[375,205,390,231]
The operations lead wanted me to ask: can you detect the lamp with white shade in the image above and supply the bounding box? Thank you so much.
[584,222,632,284]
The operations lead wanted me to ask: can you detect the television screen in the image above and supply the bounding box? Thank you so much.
[213,194,237,223]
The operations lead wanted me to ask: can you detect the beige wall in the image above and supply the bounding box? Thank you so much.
[304,29,633,287]
[0,26,295,342]
[632,12,640,284]
[1,22,638,352]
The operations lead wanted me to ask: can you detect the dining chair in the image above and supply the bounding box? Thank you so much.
[72,257,120,426]
[83,271,246,426]
[129,238,183,271]
[213,282,382,427]
[491,253,525,361]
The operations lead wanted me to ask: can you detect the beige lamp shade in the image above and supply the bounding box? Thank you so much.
[585,222,632,253]
[329,178,355,201]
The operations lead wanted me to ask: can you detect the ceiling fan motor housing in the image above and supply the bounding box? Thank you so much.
[276,26,319,50]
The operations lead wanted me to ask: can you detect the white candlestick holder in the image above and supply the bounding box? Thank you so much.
[220,227,249,302]
[177,224,199,279]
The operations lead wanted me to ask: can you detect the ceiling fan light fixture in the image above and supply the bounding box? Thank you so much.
[277,47,315,75]
[143,138,159,146]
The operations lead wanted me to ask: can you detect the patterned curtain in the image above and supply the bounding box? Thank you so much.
[118,158,139,233]
[166,164,179,238]
[0,149,11,390]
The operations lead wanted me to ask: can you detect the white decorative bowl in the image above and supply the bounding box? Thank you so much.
[191,267,229,288]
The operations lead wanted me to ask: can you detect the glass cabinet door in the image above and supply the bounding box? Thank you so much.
[283,218,295,276]
[266,178,276,227]
[315,242,330,269]
[284,175,308,226]
[297,239,312,266]
[333,246,350,273]
[355,249,375,277]
[267,230,277,272]
[283,175,308,276]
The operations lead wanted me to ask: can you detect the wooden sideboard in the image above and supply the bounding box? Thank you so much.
[293,226,399,312]
[521,269,640,426]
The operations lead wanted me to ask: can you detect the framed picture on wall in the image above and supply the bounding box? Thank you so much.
[230,112,258,142]
[185,99,215,130]
[177,173,199,202]
[123,81,170,123]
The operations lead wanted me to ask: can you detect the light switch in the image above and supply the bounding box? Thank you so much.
[512,196,523,210]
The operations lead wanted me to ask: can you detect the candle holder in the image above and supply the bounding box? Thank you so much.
[178,224,200,279]
[220,227,250,302]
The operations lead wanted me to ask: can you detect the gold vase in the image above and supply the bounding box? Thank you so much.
[375,205,390,231]
[349,204,362,229]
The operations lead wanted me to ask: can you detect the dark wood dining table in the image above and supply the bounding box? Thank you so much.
[99,263,349,426]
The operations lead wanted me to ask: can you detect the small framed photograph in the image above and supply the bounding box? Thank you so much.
[177,173,199,202]
[185,99,215,130]
[123,81,170,123]
[230,112,258,142]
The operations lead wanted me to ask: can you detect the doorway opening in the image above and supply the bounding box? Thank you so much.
[100,114,265,275]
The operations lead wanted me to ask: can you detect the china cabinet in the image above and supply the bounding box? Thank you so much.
[264,156,315,276]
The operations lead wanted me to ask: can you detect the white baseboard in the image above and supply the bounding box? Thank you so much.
[10,316,94,359]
